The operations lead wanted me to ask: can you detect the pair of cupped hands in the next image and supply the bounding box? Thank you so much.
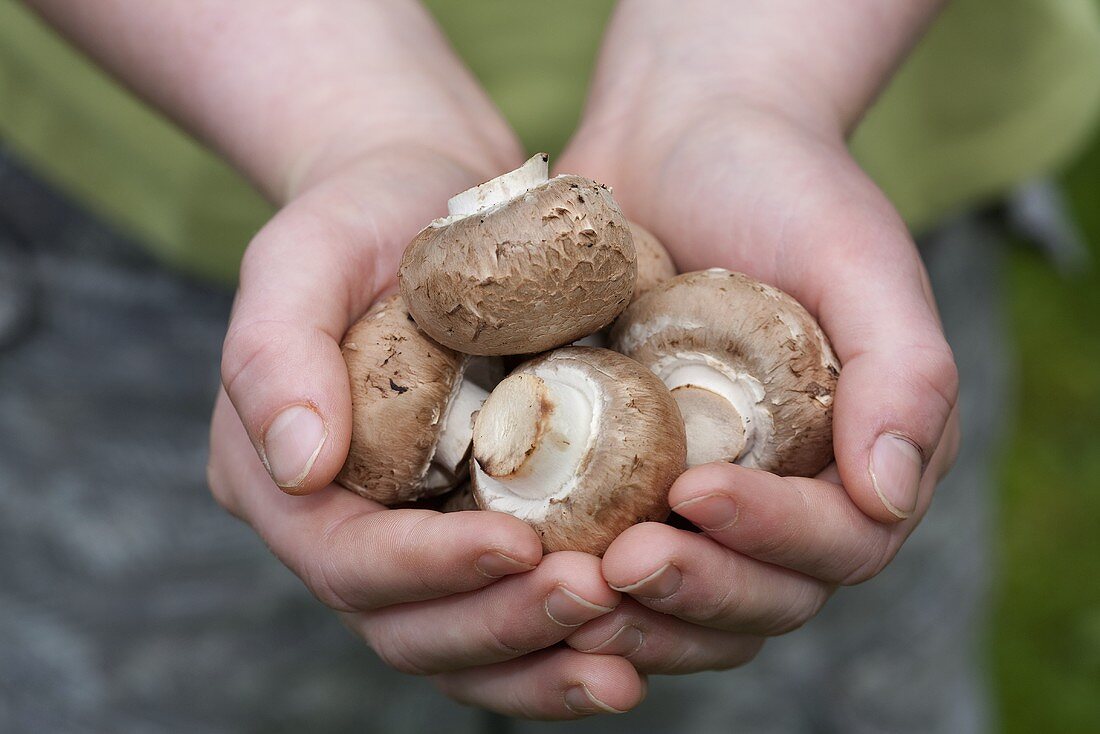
[206,65,960,720]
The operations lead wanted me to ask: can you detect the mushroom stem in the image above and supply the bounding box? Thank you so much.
[446,153,549,220]
[671,385,747,467]
[473,368,597,516]
[427,378,489,489]
[658,359,772,468]
[572,331,609,349]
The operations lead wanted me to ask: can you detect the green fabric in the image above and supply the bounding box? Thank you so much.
[0,2,274,284]
[1,0,1098,284]
[851,0,1100,230]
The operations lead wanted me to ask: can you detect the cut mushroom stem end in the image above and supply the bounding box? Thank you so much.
[443,153,550,222]
[473,369,597,517]
[471,347,686,556]
[658,357,772,469]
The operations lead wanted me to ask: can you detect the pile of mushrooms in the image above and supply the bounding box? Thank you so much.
[335,154,838,555]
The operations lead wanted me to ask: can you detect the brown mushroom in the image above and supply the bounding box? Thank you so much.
[398,154,637,356]
[470,347,686,555]
[338,294,495,504]
[628,221,677,302]
[570,221,677,350]
[610,269,839,477]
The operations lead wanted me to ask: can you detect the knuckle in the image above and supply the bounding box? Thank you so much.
[934,414,963,481]
[480,617,531,659]
[302,554,360,613]
[696,576,746,628]
[842,536,900,586]
[738,636,767,666]
[711,636,767,672]
[396,513,454,598]
[508,688,543,721]
[931,347,961,401]
[656,644,700,675]
[911,342,960,417]
[754,489,811,559]
[434,677,474,708]
[220,319,292,399]
[237,234,268,283]
[366,621,432,676]
[763,583,832,636]
[204,457,241,520]
[303,512,375,612]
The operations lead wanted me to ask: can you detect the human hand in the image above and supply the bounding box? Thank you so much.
[556,0,958,673]
[207,144,648,719]
[174,0,654,710]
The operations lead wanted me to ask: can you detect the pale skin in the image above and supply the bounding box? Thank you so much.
[26,0,959,721]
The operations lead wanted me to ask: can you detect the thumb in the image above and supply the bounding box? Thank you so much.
[811,221,959,523]
[220,199,363,495]
[220,151,483,494]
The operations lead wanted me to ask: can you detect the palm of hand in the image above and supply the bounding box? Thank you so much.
[552,104,960,672]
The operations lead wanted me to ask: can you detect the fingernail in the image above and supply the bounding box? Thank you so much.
[564,684,625,715]
[578,625,645,657]
[545,586,616,627]
[869,433,923,518]
[610,563,682,599]
[263,405,327,488]
[475,552,536,579]
[672,494,739,531]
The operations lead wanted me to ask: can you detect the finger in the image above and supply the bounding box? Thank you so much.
[347,552,619,674]
[208,391,542,610]
[668,409,961,585]
[434,648,645,720]
[601,523,832,635]
[567,599,765,674]
[785,181,959,523]
[220,151,481,494]
[669,463,897,585]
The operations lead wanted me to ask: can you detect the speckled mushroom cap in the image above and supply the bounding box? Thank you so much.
[398,156,637,356]
[610,269,840,477]
[628,221,677,302]
[338,294,475,505]
[471,347,686,555]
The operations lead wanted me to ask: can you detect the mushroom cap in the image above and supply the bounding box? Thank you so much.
[628,221,677,302]
[610,269,839,477]
[471,347,686,555]
[398,175,637,356]
[337,294,469,505]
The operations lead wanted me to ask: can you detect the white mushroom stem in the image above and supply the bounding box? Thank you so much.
[473,366,600,521]
[671,385,747,467]
[572,331,609,349]
[424,378,489,490]
[655,356,773,469]
[446,153,549,220]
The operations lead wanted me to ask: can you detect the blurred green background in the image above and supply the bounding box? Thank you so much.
[994,132,1100,732]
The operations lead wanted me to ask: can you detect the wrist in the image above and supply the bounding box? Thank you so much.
[27,0,522,208]
[564,90,846,218]
[280,108,523,206]
[577,0,947,155]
